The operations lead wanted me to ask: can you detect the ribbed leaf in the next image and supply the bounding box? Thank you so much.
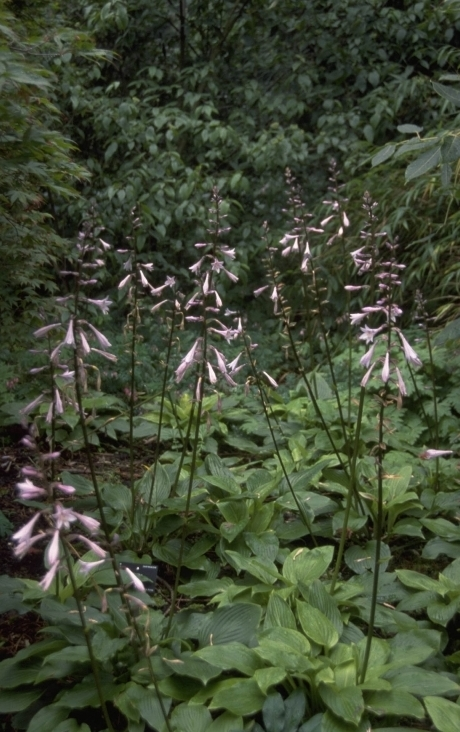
[405,146,441,180]
[283,546,333,585]
[425,696,460,732]
[319,683,364,725]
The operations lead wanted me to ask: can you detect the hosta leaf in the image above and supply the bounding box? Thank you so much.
[365,689,424,718]
[170,703,212,732]
[207,711,244,732]
[425,695,460,732]
[395,569,443,594]
[428,598,460,627]
[163,655,222,684]
[303,579,343,635]
[261,691,285,732]
[198,603,262,647]
[264,591,297,630]
[296,601,339,649]
[345,541,390,574]
[28,706,70,732]
[244,531,279,561]
[225,550,281,584]
[0,688,43,713]
[384,666,460,696]
[321,711,370,732]
[195,643,264,676]
[319,683,364,725]
[254,666,287,694]
[210,679,265,715]
[282,546,334,585]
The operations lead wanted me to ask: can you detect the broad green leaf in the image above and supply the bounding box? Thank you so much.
[372,144,396,166]
[365,690,424,718]
[433,81,460,106]
[321,711,370,732]
[283,546,334,585]
[207,711,244,732]
[384,666,460,696]
[303,579,343,635]
[210,679,265,715]
[170,703,212,732]
[423,538,460,560]
[425,695,460,732]
[164,654,222,684]
[178,578,234,598]
[244,531,279,561]
[0,687,43,713]
[56,676,118,708]
[137,463,171,506]
[105,140,118,161]
[296,601,339,649]
[256,628,312,673]
[334,660,358,690]
[198,603,262,646]
[28,707,71,732]
[345,541,390,574]
[319,683,364,725]
[219,499,250,541]
[405,146,442,180]
[427,598,460,627]
[395,569,443,594]
[195,643,264,676]
[284,689,307,732]
[225,550,282,584]
[264,591,297,630]
[261,691,285,732]
[254,666,287,694]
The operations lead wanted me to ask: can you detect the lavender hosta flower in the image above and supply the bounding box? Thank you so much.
[350,312,367,326]
[17,479,47,500]
[119,274,132,289]
[254,285,269,297]
[124,566,146,593]
[360,343,376,369]
[40,561,61,591]
[175,338,201,382]
[398,331,422,368]
[86,323,111,350]
[207,362,218,384]
[361,362,376,388]
[395,367,407,397]
[381,352,390,383]
[12,513,41,557]
[359,325,384,344]
[77,558,106,576]
[85,297,113,315]
[420,449,454,460]
[34,323,60,338]
[263,371,278,389]
[92,349,117,362]
[21,394,44,416]
[64,319,75,346]
[72,534,106,557]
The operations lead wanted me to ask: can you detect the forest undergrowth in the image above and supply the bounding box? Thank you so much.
[1,179,460,732]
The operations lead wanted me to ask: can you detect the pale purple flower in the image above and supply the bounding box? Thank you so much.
[87,324,112,349]
[64,319,75,346]
[53,483,76,496]
[12,513,41,550]
[203,273,211,295]
[359,325,384,344]
[17,479,46,500]
[54,388,63,415]
[227,353,242,372]
[73,512,100,534]
[207,362,218,384]
[151,299,168,313]
[254,286,269,297]
[342,212,350,227]
[119,274,132,289]
[175,339,201,382]
[344,285,364,292]
[85,297,112,314]
[139,269,150,288]
[398,332,422,368]
[47,530,61,566]
[263,371,278,388]
[420,449,453,460]
[21,394,44,415]
[395,367,407,397]
[92,349,118,362]
[78,559,106,575]
[189,259,204,274]
[211,346,227,373]
[321,215,334,226]
[166,276,176,287]
[381,352,390,383]
[34,323,60,338]
[350,313,367,326]
[54,505,77,530]
[40,561,60,591]
[72,535,106,557]
[79,330,91,355]
[360,344,376,369]
[361,362,376,388]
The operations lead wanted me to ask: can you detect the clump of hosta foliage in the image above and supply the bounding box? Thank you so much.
[2,184,460,732]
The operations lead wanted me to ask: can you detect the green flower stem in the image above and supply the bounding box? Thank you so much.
[330,385,366,594]
[62,540,115,732]
[359,398,385,684]
[243,332,317,544]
